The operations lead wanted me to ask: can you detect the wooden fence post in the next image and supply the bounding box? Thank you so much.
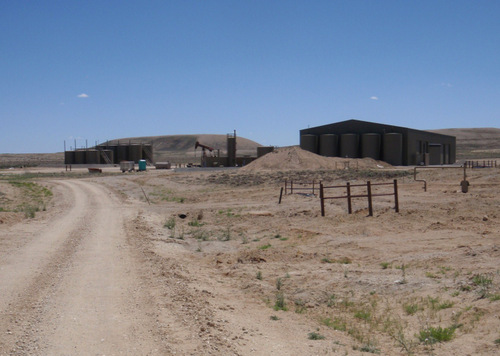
[346,182,352,214]
[367,181,373,216]
[291,180,293,195]
[320,183,325,217]
[394,179,399,213]
[279,187,284,204]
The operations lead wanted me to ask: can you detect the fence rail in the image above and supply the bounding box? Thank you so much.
[284,179,321,195]
[465,160,497,168]
[320,180,399,217]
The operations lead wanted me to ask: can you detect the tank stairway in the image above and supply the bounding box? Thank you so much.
[142,146,154,164]
[100,150,113,164]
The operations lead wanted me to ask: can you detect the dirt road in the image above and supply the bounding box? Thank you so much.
[0,177,329,356]
[3,165,499,355]
[0,179,166,355]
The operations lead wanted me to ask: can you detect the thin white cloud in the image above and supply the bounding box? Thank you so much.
[77,93,89,98]
[441,82,453,88]
[370,96,379,100]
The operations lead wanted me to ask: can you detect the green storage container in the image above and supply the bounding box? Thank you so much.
[138,159,147,171]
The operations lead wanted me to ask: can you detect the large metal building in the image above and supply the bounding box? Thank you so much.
[300,119,456,166]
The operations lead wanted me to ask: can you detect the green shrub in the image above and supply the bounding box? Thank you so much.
[418,325,457,344]
[274,293,287,311]
[321,317,346,331]
[308,332,325,340]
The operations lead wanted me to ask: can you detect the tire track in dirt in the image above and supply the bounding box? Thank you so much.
[0,180,167,355]
[0,180,94,355]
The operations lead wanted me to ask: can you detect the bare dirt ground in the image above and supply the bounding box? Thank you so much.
[1,153,500,355]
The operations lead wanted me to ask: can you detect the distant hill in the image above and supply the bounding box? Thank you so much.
[102,134,262,163]
[430,128,500,159]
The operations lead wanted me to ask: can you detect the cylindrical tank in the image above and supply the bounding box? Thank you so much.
[319,134,338,157]
[64,151,75,165]
[383,133,403,166]
[361,133,381,160]
[116,145,128,163]
[74,150,86,164]
[128,144,143,163]
[104,145,118,163]
[227,136,236,166]
[257,146,274,158]
[340,134,359,158]
[138,159,147,171]
[300,134,318,154]
[142,144,153,162]
[444,144,450,164]
[100,149,114,164]
[85,150,100,165]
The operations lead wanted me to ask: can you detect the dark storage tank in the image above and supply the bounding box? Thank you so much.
[340,134,359,158]
[64,151,75,165]
[116,145,128,162]
[142,144,153,162]
[85,150,100,165]
[361,133,381,160]
[99,149,114,164]
[444,144,450,164]
[104,145,118,164]
[128,144,143,163]
[300,134,318,154]
[257,146,274,158]
[74,150,86,164]
[319,134,338,157]
[383,133,403,166]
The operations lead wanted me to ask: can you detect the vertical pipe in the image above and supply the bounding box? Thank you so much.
[347,182,352,214]
[320,183,325,217]
[291,180,294,194]
[394,179,399,213]
[367,181,373,217]
[279,187,284,205]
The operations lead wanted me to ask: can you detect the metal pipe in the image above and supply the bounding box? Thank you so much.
[413,165,468,192]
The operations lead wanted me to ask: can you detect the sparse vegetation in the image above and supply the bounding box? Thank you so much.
[164,217,176,230]
[259,243,272,250]
[188,219,204,227]
[308,332,325,340]
[321,317,346,331]
[380,262,391,269]
[403,303,420,315]
[418,325,457,344]
[276,277,282,291]
[274,293,287,311]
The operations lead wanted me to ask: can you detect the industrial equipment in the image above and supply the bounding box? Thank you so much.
[195,141,215,167]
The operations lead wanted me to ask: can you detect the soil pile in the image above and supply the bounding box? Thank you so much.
[240,146,391,172]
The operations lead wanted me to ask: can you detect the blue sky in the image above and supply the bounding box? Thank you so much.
[1,1,499,153]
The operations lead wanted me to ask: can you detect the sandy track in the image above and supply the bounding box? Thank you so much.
[0,180,166,355]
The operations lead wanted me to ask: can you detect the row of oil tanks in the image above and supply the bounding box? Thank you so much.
[300,133,403,166]
[64,144,153,165]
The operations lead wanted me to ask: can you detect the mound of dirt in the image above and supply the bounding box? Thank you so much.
[240,146,391,172]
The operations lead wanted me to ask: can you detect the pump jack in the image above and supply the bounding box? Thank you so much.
[195,141,215,167]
